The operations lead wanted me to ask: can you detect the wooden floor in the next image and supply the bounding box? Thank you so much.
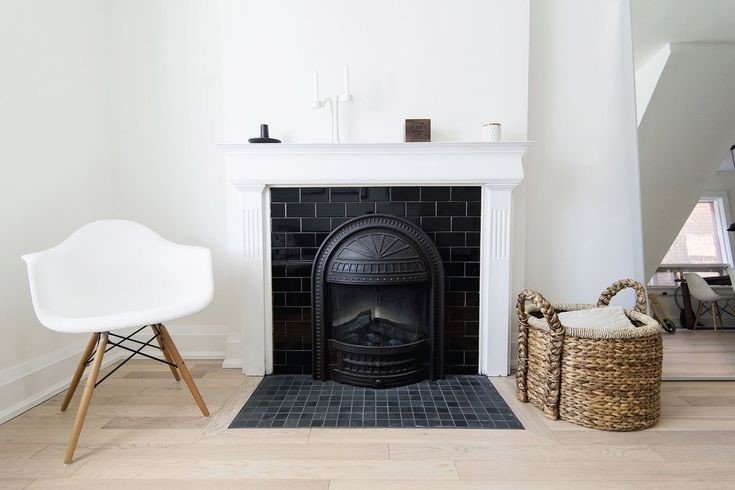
[2,360,735,489]
[663,329,735,379]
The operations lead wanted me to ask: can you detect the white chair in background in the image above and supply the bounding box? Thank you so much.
[684,272,735,331]
[22,220,213,464]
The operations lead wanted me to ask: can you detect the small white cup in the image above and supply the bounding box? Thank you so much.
[481,123,501,142]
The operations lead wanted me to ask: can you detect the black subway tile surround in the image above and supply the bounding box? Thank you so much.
[270,186,481,375]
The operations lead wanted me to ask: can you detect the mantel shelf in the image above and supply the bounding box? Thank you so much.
[219,141,532,155]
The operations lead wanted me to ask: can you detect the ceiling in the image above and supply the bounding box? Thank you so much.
[632,0,735,68]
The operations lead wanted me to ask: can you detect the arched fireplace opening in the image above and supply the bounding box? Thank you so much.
[312,215,444,388]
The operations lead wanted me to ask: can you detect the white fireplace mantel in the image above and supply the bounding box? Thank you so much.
[222,142,529,377]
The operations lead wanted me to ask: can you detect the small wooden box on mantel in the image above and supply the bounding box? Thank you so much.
[405,119,431,142]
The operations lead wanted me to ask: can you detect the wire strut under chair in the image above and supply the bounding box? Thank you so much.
[85,324,177,387]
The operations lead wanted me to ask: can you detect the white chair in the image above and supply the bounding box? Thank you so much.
[22,220,213,464]
[684,272,735,331]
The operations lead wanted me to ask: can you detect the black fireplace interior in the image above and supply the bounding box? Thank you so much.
[330,285,430,347]
[312,217,444,388]
[271,186,481,377]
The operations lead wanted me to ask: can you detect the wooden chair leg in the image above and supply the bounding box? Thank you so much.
[693,302,704,330]
[61,333,99,412]
[65,332,107,464]
[158,324,209,417]
[714,303,722,331]
[152,324,180,381]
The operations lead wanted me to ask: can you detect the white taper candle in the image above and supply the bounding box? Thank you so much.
[343,65,350,94]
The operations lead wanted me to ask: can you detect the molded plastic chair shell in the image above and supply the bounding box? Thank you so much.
[684,272,733,303]
[22,220,213,333]
[727,268,735,295]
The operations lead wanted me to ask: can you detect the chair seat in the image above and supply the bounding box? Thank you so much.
[35,296,210,333]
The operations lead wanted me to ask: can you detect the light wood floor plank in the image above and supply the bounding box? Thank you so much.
[389,443,664,462]
[71,459,458,480]
[32,442,389,462]
[455,460,735,481]
[27,479,329,489]
[329,481,735,490]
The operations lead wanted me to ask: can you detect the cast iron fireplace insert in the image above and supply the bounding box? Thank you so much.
[312,214,444,388]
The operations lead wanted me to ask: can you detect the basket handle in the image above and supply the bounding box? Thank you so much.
[596,279,647,314]
[515,289,563,420]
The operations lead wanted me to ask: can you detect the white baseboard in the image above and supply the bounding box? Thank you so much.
[0,325,227,425]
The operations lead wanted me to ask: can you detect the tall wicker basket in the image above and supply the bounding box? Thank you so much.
[516,279,663,431]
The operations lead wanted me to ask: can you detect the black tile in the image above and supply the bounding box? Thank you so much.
[271,233,286,248]
[435,232,465,247]
[466,232,481,246]
[301,248,318,261]
[271,188,300,202]
[453,217,481,232]
[451,247,480,262]
[272,264,287,277]
[465,262,480,277]
[407,202,436,217]
[451,186,481,201]
[390,187,420,201]
[466,292,479,306]
[376,202,406,216]
[287,203,316,218]
[302,218,331,232]
[272,293,285,307]
[446,292,466,307]
[286,292,311,307]
[286,233,316,248]
[271,203,286,218]
[301,187,329,202]
[316,202,346,217]
[273,277,302,292]
[230,375,522,430]
[272,218,301,233]
[437,202,467,217]
[450,277,480,292]
[421,186,450,201]
[421,217,451,231]
[331,217,349,228]
[330,187,360,202]
[272,249,300,261]
[286,263,312,277]
[467,201,481,216]
[346,202,376,217]
[444,262,465,276]
[360,187,390,202]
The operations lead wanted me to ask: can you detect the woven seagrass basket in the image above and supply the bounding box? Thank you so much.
[515,279,663,431]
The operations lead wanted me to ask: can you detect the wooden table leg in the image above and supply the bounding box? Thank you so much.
[65,332,107,464]
[681,281,695,329]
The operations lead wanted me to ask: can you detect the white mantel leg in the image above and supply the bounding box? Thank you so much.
[225,183,271,375]
[479,185,513,376]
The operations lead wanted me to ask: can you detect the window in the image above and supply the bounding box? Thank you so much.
[650,195,734,287]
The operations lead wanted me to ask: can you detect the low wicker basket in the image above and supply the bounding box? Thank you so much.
[516,279,662,431]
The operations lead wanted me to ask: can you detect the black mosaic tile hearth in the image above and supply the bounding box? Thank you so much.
[229,375,522,429]
[271,186,481,375]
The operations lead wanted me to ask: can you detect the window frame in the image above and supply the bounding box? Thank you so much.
[700,192,735,268]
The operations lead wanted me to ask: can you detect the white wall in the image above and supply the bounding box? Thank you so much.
[220,0,529,143]
[105,0,228,340]
[525,0,644,303]
[0,0,112,372]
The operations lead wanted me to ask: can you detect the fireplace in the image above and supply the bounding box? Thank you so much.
[223,142,527,378]
[312,214,444,387]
